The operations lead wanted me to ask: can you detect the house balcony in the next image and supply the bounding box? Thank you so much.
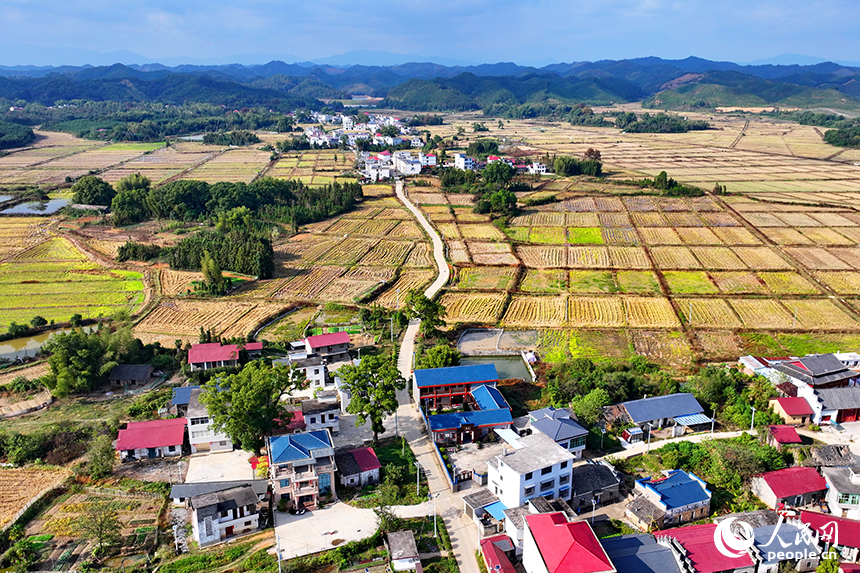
[295,483,319,494]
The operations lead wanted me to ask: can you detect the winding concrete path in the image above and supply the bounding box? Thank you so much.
[395,179,450,298]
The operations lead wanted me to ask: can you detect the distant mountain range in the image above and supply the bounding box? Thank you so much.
[2,56,860,112]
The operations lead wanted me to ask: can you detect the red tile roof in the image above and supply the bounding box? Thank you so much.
[768,425,802,444]
[282,410,305,432]
[245,342,263,352]
[654,523,754,573]
[188,343,238,364]
[116,418,186,451]
[481,536,516,573]
[773,397,813,416]
[756,467,827,499]
[305,331,350,349]
[797,510,860,549]
[349,447,381,472]
[525,513,613,573]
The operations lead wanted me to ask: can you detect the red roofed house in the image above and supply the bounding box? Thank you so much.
[769,397,814,425]
[303,332,350,357]
[523,512,615,573]
[794,510,860,562]
[654,523,755,573]
[765,425,803,451]
[335,446,381,487]
[188,342,262,371]
[751,467,828,509]
[481,535,516,573]
[117,418,187,462]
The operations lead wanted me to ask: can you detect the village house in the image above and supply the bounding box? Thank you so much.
[187,388,233,454]
[335,446,381,488]
[189,484,260,547]
[303,331,350,358]
[611,393,710,434]
[750,466,828,509]
[654,524,755,573]
[116,418,187,462]
[525,407,588,458]
[600,534,683,573]
[453,153,477,171]
[426,384,512,444]
[386,530,420,571]
[107,364,154,388]
[392,152,422,175]
[773,353,859,389]
[799,385,860,424]
[821,466,860,519]
[413,363,499,409]
[462,489,508,537]
[481,535,517,573]
[794,510,860,562]
[273,354,332,397]
[418,152,437,166]
[170,385,200,417]
[268,430,336,510]
[522,512,616,573]
[502,497,576,555]
[187,342,262,371]
[625,470,711,531]
[765,425,803,451]
[749,521,820,573]
[169,479,268,505]
[527,162,547,175]
[569,460,622,512]
[301,399,339,435]
[769,397,814,425]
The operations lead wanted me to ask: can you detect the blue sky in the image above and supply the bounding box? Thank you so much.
[1,0,858,66]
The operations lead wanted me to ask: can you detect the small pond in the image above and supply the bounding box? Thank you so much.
[1,199,69,215]
[0,326,95,361]
[0,194,13,203]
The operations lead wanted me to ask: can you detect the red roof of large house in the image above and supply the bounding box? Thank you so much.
[773,397,813,416]
[481,536,516,573]
[188,343,238,364]
[768,425,802,444]
[756,467,827,499]
[349,447,381,472]
[116,418,186,451]
[797,510,860,549]
[654,523,754,573]
[305,331,350,349]
[525,513,613,573]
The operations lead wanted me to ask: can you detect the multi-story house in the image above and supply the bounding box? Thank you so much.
[626,470,711,530]
[268,430,337,510]
[487,432,576,509]
[821,466,860,519]
[526,407,588,459]
[189,484,259,547]
[303,332,350,358]
[273,354,332,398]
[413,363,498,409]
[453,153,476,171]
[301,399,339,435]
[187,388,233,454]
[522,513,615,573]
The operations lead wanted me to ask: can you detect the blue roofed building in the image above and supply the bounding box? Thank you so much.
[751,522,820,573]
[616,393,710,434]
[171,385,200,416]
[428,408,513,444]
[600,534,683,573]
[626,470,712,531]
[267,430,336,510]
[527,407,588,459]
[413,364,499,409]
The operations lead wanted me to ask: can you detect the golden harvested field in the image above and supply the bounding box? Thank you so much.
[0,468,69,528]
[439,292,507,323]
[568,297,625,327]
[159,268,203,296]
[816,272,860,295]
[677,298,742,328]
[135,299,284,342]
[0,217,51,259]
[374,270,435,308]
[503,295,566,327]
[179,147,271,183]
[456,266,518,290]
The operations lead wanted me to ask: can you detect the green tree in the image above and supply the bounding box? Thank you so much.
[200,361,308,454]
[337,355,405,444]
[71,175,115,206]
[115,173,151,194]
[417,343,461,369]
[482,161,515,187]
[816,551,841,573]
[30,316,47,327]
[200,250,229,295]
[88,434,115,479]
[570,388,610,425]
[403,290,447,336]
[79,503,122,554]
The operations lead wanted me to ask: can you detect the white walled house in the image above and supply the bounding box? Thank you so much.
[188,388,233,454]
[527,163,547,175]
[301,399,339,435]
[392,154,422,175]
[116,418,186,462]
[273,354,332,398]
[487,432,576,509]
[454,153,476,171]
[190,485,259,547]
[419,152,437,167]
[335,447,382,488]
[821,466,860,519]
[526,407,588,459]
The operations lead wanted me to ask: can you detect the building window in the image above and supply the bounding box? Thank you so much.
[314,369,320,375]
[559,487,569,498]
[560,461,568,469]
[559,474,570,485]
[329,414,336,420]
[541,466,552,476]
[838,493,860,505]
[190,417,208,425]
[280,479,290,488]
[540,480,554,492]
[245,521,252,526]
[525,472,533,480]
[219,441,227,446]
[319,473,331,494]
[310,417,316,424]
[524,486,535,496]
[168,445,176,452]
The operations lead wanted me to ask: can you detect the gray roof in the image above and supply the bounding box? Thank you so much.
[108,364,153,381]
[302,399,338,415]
[804,445,860,468]
[335,451,361,477]
[528,497,576,520]
[600,534,683,573]
[714,509,779,532]
[753,523,818,565]
[463,489,499,509]
[189,485,259,512]
[626,496,664,523]
[774,354,856,387]
[496,432,575,474]
[502,504,532,530]
[387,530,418,559]
[822,467,860,495]
[170,480,268,500]
[512,415,531,431]
[529,407,588,442]
[187,388,208,418]
[293,355,325,368]
[571,462,621,496]
[621,393,704,425]
[817,386,860,411]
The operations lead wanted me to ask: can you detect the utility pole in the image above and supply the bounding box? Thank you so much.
[750,407,757,432]
[646,423,654,454]
[390,316,394,342]
[276,535,282,573]
[414,462,422,495]
[591,498,597,524]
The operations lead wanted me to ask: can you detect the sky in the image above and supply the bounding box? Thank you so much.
[1,0,859,67]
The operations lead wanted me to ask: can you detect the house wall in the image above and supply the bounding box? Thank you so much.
[189,416,233,454]
[340,467,380,488]
[825,487,860,520]
[304,411,339,435]
[569,483,621,512]
[751,477,825,509]
[522,521,550,573]
[505,518,524,555]
[488,458,574,509]
[121,444,182,461]
[770,401,811,425]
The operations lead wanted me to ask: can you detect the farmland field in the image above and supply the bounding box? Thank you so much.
[440,292,507,324]
[0,468,69,528]
[134,299,285,344]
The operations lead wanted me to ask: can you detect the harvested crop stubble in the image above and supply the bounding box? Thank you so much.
[711,272,768,294]
[631,212,668,226]
[744,213,784,227]
[639,227,683,245]
[440,292,507,323]
[503,295,566,327]
[274,267,347,299]
[599,212,632,227]
[832,227,860,243]
[454,211,489,223]
[696,331,742,358]
[520,269,566,292]
[468,242,519,265]
[775,213,821,227]
[276,236,339,265]
[700,212,741,227]
[568,297,625,327]
[359,240,415,266]
[0,468,69,528]
[459,224,506,240]
[87,239,123,259]
[632,330,692,366]
[712,227,761,245]
[428,211,455,222]
[733,247,792,270]
[594,196,624,211]
[659,198,691,212]
[624,197,658,211]
[446,194,476,206]
[816,272,860,294]
[517,246,566,268]
[436,222,460,239]
[830,248,860,268]
[651,246,702,269]
[352,219,400,237]
[663,271,719,294]
[448,241,471,264]
[788,299,860,329]
[373,269,434,308]
[758,272,820,294]
[136,299,261,336]
[324,218,363,235]
[603,228,639,245]
[220,303,287,338]
[376,208,411,219]
[16,237,85,261]
[315,238,379,265]
[566,212,600,227]
[664,212,703,227]
[677,227,721,245]
[810,213,857,226]
[785,247,852,270]
[626,297,681,328]
[689,197,721,211]
[568,246,612,268]
[360,184,393,197]
[608,246,650,268]
[559,197,595,211]
[691,247,747,270]
[160,269,203,296]
[511,212,566,226]
[798,228,855,246]
[411,192,448,204]
[404,243,434,267]
[761,228,813,245]
[388,221,424,239]
[729,299,796,329]
[677,298,742,328]
[457,266,517,290]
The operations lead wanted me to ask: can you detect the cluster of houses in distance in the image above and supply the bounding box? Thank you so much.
[107,326,860,573]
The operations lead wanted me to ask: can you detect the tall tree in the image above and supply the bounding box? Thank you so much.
[79,503,122,554]
[417,342,461,370]
[403,290,446,336]
[199,361,308,454]
[337,355,405,444]
[88,434,115,479]
[71,175,115,206]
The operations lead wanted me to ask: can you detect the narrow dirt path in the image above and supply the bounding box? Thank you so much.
[729,119,749,149]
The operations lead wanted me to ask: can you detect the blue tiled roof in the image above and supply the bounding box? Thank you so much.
[639,470,711,510]
[414,364,498,388]
[601,534,683,573]
[621,393,704,425]
[171,386,200,406]
[427,408,512,431]
[471,385,510,411]
[484,501,508,521]
[673,413,712,426]
[528,407,587,442]
[753,524,818,565]
[269,430,332,464]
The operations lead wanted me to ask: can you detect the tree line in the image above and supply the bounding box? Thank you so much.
[616,112,710,133]
[201,130,261,146]
[0,120,36,150]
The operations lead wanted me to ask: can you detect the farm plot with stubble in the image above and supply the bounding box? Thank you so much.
[134,299,285,344]
[439,292,507,324]
[0,468,69,529]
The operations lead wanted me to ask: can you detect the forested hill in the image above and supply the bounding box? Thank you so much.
[2,57,860,112]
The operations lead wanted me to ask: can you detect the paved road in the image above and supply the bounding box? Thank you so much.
[395,179,450,298]
[597,429,757,460]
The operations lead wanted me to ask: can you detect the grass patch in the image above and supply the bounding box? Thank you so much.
[504,227,530,242]
[529,227,566,244]
[567,227,604,244]
[663,271,718,294]
[616,271,661,294]
[519,269,566,292]
[497,380,547,418]
[569,270,617,293]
